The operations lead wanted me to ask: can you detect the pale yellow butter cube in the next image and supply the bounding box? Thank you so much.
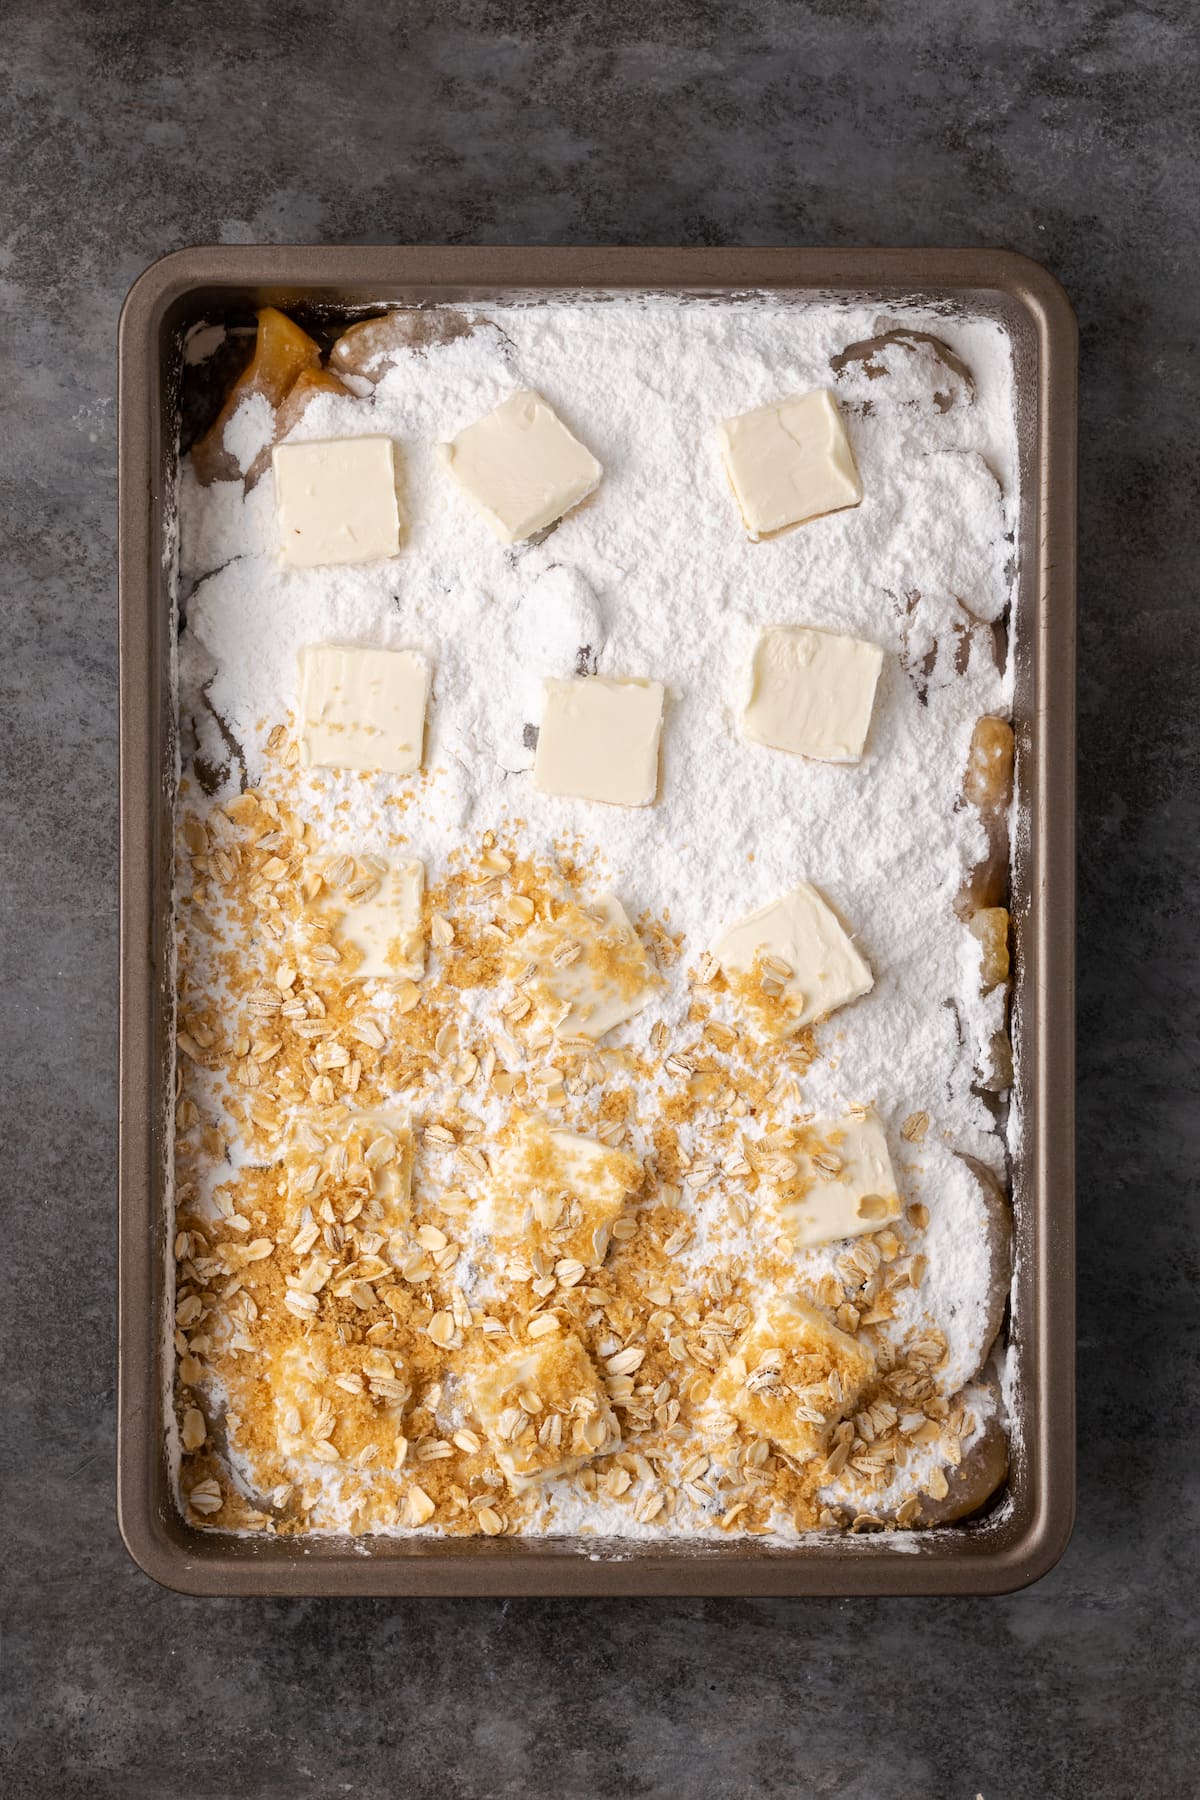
[298,644,429,777]
[273,436,401,567]
[744,626,883,763]
[510,892,655,1040]
[776,1109,902,1250]
[709,1294,875,1464]
[438,389,602,542]
[712,882,873,1037]
[284,1108,415,1218]
[534,678,664,808]
[470,1332,621,1487]
[488,1120,642,1267]
[312,855,424,981]
[716,389,861,539]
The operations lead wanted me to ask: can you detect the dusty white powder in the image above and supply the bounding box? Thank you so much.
[176,296,1019,1538]
[219,391,274,478]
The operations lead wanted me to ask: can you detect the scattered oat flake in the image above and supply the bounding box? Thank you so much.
[181,1408,206,1451]
[188,1478,222,1516]
[426,1311,456,1348]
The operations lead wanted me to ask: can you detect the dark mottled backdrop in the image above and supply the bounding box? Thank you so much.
[2,2,1196,1796]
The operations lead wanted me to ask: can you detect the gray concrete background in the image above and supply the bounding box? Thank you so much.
[2,2,1197,1795]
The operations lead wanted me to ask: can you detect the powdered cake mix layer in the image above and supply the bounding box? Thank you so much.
[171,298,1018,1542]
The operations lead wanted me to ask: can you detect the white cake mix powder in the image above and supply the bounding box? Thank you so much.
[174,297,1018,1538]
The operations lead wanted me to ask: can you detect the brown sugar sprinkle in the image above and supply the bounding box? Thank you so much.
[171,769,988,1542]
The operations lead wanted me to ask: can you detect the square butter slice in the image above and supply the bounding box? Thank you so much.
[284,1108,415,1217]
[716,389,861,539]
[510,892,655,1040]
[488,1120,642,1267]
[273,436,401,568]
[470,1332,621,1488]
[709,1294,875,1465]
[298,644,429,777]
[712,881,872,1037]
[438,389,602,542]
[776,1109,902,1250]
[744,626,883,763]
[311,854,424,981]
[534,677,664,807]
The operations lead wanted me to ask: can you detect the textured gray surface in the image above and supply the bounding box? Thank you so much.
[2,2,1197,1795]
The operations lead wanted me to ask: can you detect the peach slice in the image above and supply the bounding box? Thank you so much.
[963,715,1014,809]
[958,716,1015,918]
[244,367,351,489]
[970,907,1011,993]
[329,308,474,383]
[191,307,321,485]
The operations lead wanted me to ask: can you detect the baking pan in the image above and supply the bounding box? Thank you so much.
[118,247,1076,1596]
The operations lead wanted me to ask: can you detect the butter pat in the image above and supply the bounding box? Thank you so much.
[513,892,655,1040]
[298,644,429,777]
[744,626,883,763]
[488,1121,642,1267]
[716,389,861,539]
[272,436,400,567]
[709,1294,875,1464]
[534,678,664,807]
[470,1332,621,1487]
[713,882,873,1036]
[314,854,424,981]
[284,1109,414,1216]
[439,389,602,542]
[777,1110,902,1250]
